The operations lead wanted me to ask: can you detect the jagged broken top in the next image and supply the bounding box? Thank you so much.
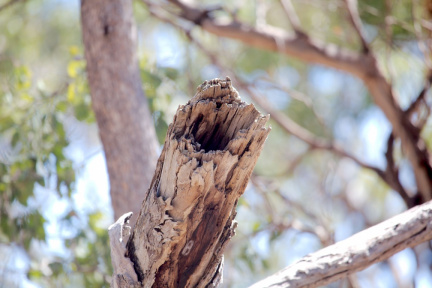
[189,76,241,105]
[170,77,270,154]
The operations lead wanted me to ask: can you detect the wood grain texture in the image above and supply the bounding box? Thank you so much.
[125,77,270,287]
[250,200,432,288]
[109,212,139,288]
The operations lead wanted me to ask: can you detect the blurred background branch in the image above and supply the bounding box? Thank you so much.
[1,0,432,287]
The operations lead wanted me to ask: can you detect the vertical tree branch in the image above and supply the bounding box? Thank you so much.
[81,0,159,225]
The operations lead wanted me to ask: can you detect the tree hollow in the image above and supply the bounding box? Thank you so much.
[125,77,270,287]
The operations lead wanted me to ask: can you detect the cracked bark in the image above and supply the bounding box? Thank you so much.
[112,78,271,287]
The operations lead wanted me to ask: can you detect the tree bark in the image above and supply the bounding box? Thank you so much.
[250,199,432,288]
[81,0,159,225]
[109,77,271,287]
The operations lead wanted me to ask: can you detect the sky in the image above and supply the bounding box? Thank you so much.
[2,0,430,287]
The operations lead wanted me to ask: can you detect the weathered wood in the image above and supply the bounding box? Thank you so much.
[122,77,270,287]
[249,199,432,288]
[108,212,140,288]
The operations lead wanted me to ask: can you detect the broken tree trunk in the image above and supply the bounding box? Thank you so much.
[109,77,270,287]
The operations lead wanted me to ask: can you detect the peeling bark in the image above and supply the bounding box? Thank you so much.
[121,77,270,287]
[108,212,139,288]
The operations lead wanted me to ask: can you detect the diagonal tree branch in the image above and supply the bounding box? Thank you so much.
[162,0,432,203]
[249,199,432,288]
[0,0,23,12]
[383,132,415,207]
[279,0,303,35]
[344,0,369,53]
[165,0,374,79]
[144,3,418,207]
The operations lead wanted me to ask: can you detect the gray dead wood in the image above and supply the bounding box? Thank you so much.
[111,77,270,287]
[109,212,140,288]
[250,199,432,288]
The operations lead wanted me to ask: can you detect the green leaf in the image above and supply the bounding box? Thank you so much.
[161,67,179,80]
[67,60,84,78]
[74,102,90,121]
[67,83,76,102]
[155,114,168,144]
[14,66,32,90]
[69,45,80,56]
[0,216,11,241]
[252,221,261,232]
[28,269,43,279]
[11,131,20,147]
[141,70,162,93]
[49,262,64,277]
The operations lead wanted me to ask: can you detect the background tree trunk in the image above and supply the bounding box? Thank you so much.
[81,0,159,225]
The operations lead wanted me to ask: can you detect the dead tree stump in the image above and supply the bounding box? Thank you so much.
[110,77,270,287]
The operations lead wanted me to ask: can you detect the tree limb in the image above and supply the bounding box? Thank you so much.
[279,0,302,34]
[0,0,23,12]
[249,199,432,288]
[344,0,369,53]
[144,6,412,205]
[162,0,432,203]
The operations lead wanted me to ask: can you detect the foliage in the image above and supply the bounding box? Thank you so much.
[0,0,431,287]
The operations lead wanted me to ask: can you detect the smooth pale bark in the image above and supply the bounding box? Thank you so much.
[250,199,432,288]
[109,78,271,287]
[81,0,159,225]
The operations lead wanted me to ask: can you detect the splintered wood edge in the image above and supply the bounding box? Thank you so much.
[124,77,271,287]
[190,76,241,104]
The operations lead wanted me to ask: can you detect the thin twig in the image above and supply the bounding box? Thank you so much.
[0,0,22,12]
[279,0,303,34]
[238,79,383,173]
[411,0,432,69]
[344,0,369,53]
[145,2,403,199]
[251,175,331,246]
[384,0,396,83]
[384,132,414,207]
[256,0,267,29]
[286,147,312,175]
[252,78,329,129]
[161,0,432,203]
[405,71,432,127]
